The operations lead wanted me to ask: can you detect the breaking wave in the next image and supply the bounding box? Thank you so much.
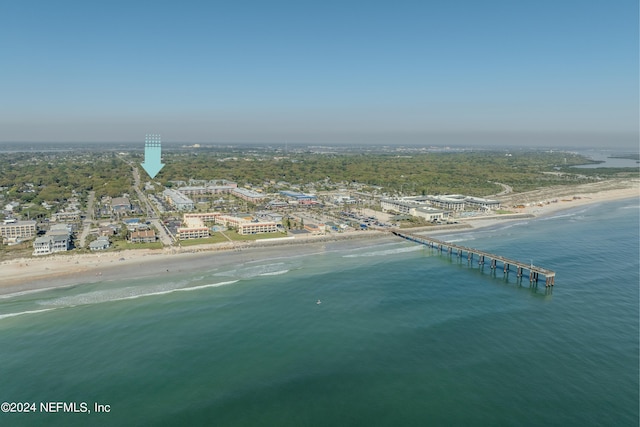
[0,308,59,320]
[37,280,239,308]
[343,245,423,258]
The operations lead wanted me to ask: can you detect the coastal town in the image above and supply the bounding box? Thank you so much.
[0,147,636,259]
[1,143,637,263]
[1,172,503,257]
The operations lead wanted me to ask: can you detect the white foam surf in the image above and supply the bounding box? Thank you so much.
[38,280,240,308]
[259,270,290,276]
[0,308,58,320]
[343,245,423,258]
[216,262,297,279]
[0,286,66,300]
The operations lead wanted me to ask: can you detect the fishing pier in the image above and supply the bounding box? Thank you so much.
[392,231,556,287]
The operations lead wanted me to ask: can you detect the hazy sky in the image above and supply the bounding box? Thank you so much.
[2,0,638,147]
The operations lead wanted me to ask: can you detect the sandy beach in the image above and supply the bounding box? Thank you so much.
[1,179,637,296]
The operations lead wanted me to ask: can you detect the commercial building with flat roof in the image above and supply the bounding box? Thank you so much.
[411,207,450,222]
[279,191,316,201]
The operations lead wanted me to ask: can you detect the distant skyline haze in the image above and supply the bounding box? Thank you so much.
[1,0,638,148]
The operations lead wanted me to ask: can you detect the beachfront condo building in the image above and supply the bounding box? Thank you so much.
[382,194,500,215]
[464,196,501,210]
[183,213,221,222]
[176,213,216,240]
[215,215,278,235]
[129,230,157,243]
[177,226,210,240]
[237,221,277,235]
[163,189,195,211]
[1,220,37,243]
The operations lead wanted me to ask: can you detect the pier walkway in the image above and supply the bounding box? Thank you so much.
[392,231,556,287]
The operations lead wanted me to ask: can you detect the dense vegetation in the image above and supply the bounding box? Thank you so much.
[1,146,635,222]
[0,152,132,202]
[156,149,606,195]
[0,152,133,220]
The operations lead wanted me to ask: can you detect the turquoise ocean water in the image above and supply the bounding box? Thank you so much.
[1,199,638,426]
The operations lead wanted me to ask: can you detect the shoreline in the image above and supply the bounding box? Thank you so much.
[1,181,637,297]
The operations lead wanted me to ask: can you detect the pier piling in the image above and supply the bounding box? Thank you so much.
[392,231,556,287]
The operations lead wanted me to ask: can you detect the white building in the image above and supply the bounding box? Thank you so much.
[384,194,501,215]
[411,207,450,222]
[32,234,69,256]
[89,236,110,251]
[380,198,423,214]
[464,196,501,210]
[425,195,466,211]
[163,189,195,211]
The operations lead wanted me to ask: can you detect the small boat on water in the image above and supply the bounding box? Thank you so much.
[316,299,321,305]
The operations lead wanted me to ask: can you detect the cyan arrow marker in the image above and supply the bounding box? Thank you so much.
[141,134,165,179]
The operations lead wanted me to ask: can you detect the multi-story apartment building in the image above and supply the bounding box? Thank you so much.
[0,220,36,242]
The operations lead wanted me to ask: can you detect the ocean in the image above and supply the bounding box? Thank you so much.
[1,199,638,426]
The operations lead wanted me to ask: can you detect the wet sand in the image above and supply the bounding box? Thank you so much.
[1,180,637,296]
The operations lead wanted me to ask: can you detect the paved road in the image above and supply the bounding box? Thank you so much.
[78,190,95,248]
[491,182,513,197]
[131,165,175,246]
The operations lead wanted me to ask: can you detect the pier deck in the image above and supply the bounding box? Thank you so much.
[392,231,556,286]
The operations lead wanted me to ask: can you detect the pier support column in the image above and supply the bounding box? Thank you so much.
[504,263,510,274]
[517,267,522,277]
[490,259,496,269]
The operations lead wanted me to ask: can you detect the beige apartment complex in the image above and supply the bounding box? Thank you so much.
[0,220,37,242]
